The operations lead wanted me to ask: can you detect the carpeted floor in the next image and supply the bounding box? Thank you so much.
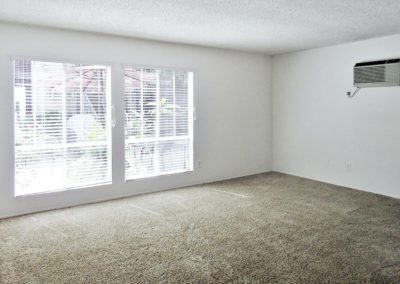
[0,172,399,283]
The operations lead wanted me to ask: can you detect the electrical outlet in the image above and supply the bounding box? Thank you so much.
[345,162,352,172]
[197,160,202,169]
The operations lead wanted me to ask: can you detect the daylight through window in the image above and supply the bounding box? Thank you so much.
[124,67,193,179]
[14,59,112,196]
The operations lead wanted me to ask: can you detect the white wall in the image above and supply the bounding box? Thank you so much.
[273,34,400,199]
[0,23,273,218]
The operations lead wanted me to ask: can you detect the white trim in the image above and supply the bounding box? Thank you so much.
[121,62,197,73]
[9,55,114,67]
[188,72,194,171]
[15,181,113,198]
[126,168,193,181]
[126,135,189,144]
[155,69,160,173]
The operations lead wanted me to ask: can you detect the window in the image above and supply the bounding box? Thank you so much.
[14,59,112,196]
[124,67,193,179]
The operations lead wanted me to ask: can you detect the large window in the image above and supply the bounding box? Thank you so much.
[124,67,193,179]
[14,59,112,196]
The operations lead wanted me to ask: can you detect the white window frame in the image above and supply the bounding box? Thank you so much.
[123,64,194,181]
[12,57,113,196]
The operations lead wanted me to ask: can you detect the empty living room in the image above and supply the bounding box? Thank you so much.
[1,1,400,283]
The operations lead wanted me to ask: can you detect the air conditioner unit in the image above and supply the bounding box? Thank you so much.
[354,59,400,88]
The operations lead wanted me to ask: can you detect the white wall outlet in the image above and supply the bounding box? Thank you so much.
[197,160,202,169]
[345,162,352,172]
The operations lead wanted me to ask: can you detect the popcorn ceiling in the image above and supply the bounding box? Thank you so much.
[0,0,400,54]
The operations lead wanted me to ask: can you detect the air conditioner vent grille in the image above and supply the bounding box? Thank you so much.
[354,60,400,87]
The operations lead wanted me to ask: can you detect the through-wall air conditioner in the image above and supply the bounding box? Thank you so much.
[354,59,400,88]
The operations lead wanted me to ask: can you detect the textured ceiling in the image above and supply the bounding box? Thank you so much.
[1,0,400,54]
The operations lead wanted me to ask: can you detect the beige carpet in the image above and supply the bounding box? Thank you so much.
[0,172,399,283]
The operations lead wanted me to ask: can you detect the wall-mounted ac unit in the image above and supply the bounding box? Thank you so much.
[354,59,400,88]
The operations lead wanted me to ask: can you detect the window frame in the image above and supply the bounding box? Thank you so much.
[10,56,196,198]
[123,64,195,181]
[12,56,114,196]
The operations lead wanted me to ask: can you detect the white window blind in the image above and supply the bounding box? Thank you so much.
[14,59,112,196]
[124,67,193,180]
